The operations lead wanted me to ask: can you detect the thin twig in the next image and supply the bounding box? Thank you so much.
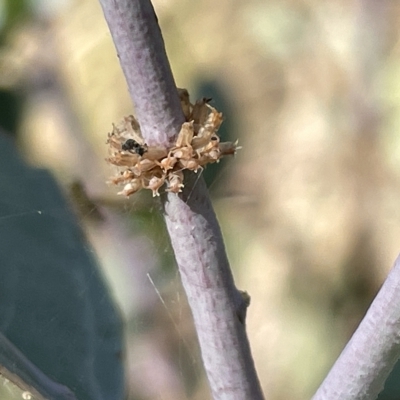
[98,0,264,398]
[312,255,400,400]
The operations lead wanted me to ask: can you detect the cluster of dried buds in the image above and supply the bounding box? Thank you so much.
[106,89,238,197]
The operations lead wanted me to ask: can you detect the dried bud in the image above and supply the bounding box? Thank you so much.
[106,89,238,197]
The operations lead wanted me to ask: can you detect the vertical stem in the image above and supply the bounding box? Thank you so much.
[162,174,264,399]
[99,0,184,146]
[99,0,264,398]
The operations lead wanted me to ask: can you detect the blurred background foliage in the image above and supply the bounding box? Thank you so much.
[1,0,400,399]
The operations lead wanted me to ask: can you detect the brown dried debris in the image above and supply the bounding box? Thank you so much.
[106,89,239,197]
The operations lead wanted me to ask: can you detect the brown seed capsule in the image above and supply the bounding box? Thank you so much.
[106,90,239,197]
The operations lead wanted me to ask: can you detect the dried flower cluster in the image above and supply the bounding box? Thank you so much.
[106,89,238,197]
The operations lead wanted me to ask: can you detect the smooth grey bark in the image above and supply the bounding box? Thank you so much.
[312,255,400,400]
[98,0,264,399]
[99,0,182,147]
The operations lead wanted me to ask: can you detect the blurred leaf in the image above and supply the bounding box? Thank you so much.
[0,372,46,400]
[0,132,124,400]
[0,90,22,136]
[0,332,75,400]
[378,360,400,399]
[0,0,31,40]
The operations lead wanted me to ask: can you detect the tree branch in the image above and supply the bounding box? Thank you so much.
[99,0,183,146]
[98,0,264,398]
[312,255,400,400]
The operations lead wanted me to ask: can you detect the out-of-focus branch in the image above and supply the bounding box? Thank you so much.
[312,255,400,400]
[98,0,264,398]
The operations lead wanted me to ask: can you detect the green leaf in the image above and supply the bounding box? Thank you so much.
[0,133,124,400]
